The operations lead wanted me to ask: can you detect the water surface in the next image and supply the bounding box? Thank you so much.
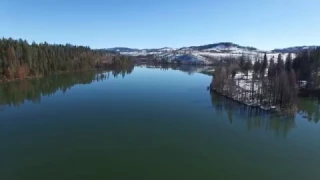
[1,66,320,180]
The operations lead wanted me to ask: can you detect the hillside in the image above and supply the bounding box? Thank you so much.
[185,42,258,52]
[107,43,317,65]
[272,46,319,53]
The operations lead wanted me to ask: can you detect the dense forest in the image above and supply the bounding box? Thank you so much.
[0,38,133,81]
[292,48,320,88]
[212,47,320,113]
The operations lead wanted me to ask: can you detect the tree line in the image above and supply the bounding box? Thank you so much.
[292,47,320,88]
[0,37,133,81]
[212,52,301,112]
[213,47,320,113]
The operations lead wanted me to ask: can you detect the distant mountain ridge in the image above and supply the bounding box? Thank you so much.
[106,43,319,65]
[185,42,258,52]
[272,46,319,53]
[106,47,140,52]
[106,43,318,54]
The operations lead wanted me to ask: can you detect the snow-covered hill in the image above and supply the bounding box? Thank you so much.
[108,43,261,56]
[272,46,319,53]
[186,42,259,53]
[106,47,175,55]
[106,47,140,53]
[107,43,314,65]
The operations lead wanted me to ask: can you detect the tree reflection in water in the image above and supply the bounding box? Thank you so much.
[297,98,320,123]
[0,65,134,107]
[209,92,296,137]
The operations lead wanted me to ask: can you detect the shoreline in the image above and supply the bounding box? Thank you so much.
[209,84,278,112]
[0,69,97,84]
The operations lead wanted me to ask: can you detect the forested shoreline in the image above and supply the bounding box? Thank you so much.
[0,38,133,81]
[212,47,320,113]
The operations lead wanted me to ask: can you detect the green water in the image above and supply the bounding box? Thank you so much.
[1,66,320,180]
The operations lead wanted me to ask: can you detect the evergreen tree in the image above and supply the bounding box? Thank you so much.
[239,54,245,72]
[268,57,276,78]
[292,54,301,75]
[253,60,261,75]
[285,53,293,72]
[261,53,268,76]
[276,54,284,74]
[243,60,252,76]
[7,46,18,68]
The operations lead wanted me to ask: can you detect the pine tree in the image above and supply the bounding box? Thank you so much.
[276,54,284,74]
[253,60,261,75]
[261,53,268,76]
[240,54,245,72]
[285,53,292,72]
[268,57,276,78]
[7,46,18,68]
[243,60,252,76]
[292,54,301,76]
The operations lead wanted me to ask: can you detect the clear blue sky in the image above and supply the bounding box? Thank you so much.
[1,0,320,50]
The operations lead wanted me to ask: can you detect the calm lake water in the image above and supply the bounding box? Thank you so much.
[1,66,320,180]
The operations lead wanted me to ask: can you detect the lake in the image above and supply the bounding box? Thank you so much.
[1,66,320,180]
